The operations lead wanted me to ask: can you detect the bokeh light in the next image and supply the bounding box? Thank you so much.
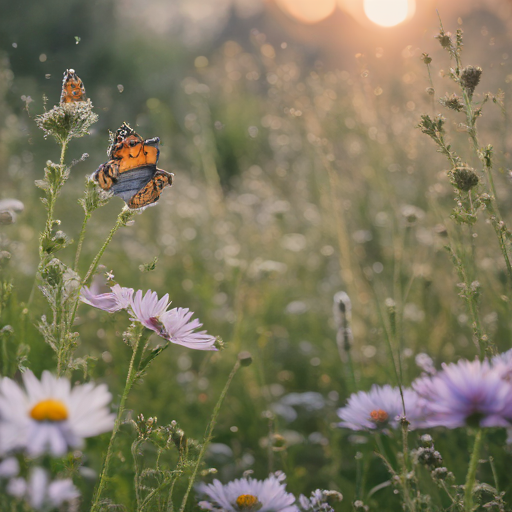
[363,0,414,27]
[275,0,336,24]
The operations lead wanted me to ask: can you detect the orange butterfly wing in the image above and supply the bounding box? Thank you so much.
[127,171,173,209]
[112,135,160,172]
[60,69,86,104]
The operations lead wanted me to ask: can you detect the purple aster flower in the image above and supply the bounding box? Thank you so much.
[160,308,217,351]
[129,289,171,334]
[337,385,424,431]
[81,283,217,352]
[412,358,512,428]
[196,472,298,512]
[80,284,133,313]
[491,349,512,381]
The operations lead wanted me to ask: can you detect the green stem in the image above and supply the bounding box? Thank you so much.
[132,439,143,510]
[74,212,91,271]
[178,358,242,512]
[464,429,483,512]
[400,419,414,512]
[40,141,68,258]
[91,331,142,512]
[83,211,126,286]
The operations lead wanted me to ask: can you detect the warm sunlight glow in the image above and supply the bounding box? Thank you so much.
[363,0,411,27]
[275,0,337,24]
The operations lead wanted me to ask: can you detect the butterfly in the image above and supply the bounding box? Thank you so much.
[60,69,86,104]
[93,123,173,209]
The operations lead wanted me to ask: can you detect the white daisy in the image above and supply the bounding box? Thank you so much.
[197,472,298,512]
[0,370,115,457]
[7,467,79,510]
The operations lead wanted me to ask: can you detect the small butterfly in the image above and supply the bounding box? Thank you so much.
[93,123,173,209]
[60,69,86,104]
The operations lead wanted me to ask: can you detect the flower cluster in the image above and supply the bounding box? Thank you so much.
[0,371,115,509]
[81,282,218,350]
[337,351,512,432]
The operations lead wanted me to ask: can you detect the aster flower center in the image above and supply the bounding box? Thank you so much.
[30,399,69,422]
[236,494,261,510]
[369,409,389,423]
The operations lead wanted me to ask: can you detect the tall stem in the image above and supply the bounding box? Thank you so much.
[91,332,142,512]
[178,358,242,512]
[74,212,91,271]
[83,211,126,286]
[464,429,483,512]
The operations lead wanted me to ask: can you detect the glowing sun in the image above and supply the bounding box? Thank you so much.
[363,0,414,27]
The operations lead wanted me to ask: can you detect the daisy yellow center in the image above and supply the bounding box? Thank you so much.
[370,409,388,423]
[236,494,260,509]
[30,399,68,422]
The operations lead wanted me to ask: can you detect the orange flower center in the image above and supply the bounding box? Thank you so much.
[236,494,260,510]
[30,399,68,422]
[370,409,389,423]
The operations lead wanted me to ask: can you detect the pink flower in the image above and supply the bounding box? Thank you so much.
[161,308,217,351]
[80,284,133,313]
[129,289,171,334]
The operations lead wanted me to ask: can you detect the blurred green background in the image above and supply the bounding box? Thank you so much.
[2,0,512,509]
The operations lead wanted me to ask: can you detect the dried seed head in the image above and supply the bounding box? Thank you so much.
[460,66,482,96]
[238,351,253,366]
[439,93,464,112]
[431,467,449,480]
[421,53,432,65]
[436,31,453,49]
[452,167,479,191]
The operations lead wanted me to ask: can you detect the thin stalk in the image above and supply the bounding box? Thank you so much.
[425,61,436,112]
[40,141,68,259]
[83,211,126,286]
[400,420,415,512]
[489,455,499,493]
[166,478,177,512]
[91,332,142,512]
[345,349,357,392]
[179,358,242,512]
[132,439,143,510]
[165,452,184,512]
[464,429,483,512]
[74,212,92,271]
